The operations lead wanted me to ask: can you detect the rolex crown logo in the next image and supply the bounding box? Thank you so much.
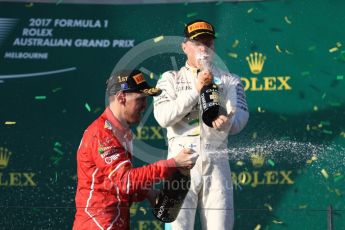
[246,52,266,75]
[250,149,266,168]
[0,147,12,169]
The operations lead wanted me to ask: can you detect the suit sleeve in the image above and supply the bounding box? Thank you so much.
[153,71,199,127]
[225,74,249,134]
[91,130,177,197]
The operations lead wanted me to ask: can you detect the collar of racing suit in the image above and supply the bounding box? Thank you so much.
[105,106,133,141]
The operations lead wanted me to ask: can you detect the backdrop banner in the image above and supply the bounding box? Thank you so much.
[0,1,344,229]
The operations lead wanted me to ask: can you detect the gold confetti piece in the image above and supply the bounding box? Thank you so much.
[308,46,316,51]
[5,121,16,125]
[313,106,318,111]
[299,204,308,209]
[153,36,164,43]
[232,39,239,48]
[272,219,283,224]
[25,2,34,7]
[258,107,265,113]
[321,169,329,179]
[335,189,342,196]
[139,207,147,215]
[285,49,293,55]
[187,12,198,18]
[329,47,338,53]
[236,161,244,166]
[150,72,154,79]
[275,45,282,53]
[311,154,318,161]
[264,203,273,212]
[247,8,254,13]
[336,42,342,48]
[254,224,261,230]
[284,16,292,24]
[228,53,238,58]
[306,124,310,131]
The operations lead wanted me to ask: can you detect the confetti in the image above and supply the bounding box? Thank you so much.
[306,124,310,131]
[54,172,58,182]
[264,203,273,212]
[322,130,333,135]
[52,87,62,93]
[334,175,344,183]
[336,42,342,48]
[308,46,316,51]
[299,204,308,209]
[272,219,283,224]
[150,72,154,79]
[53,147,64,155]
[335,189,342,196]
[285,49,293,55]
[257,107,265,113]
[228,53,238,58]
[340,132,345,138]
[301,71,310,76]
[54,142,62,148]
[329,47,338,53]
[139,207,147,215]
[232,39,239,48]
[187,12,198,18]
[254,224,261,230]
[329,101,341,107]
[313,106,318,111]
[35,96,46,100]
[5,121,16,125]
[267,159,275,167]
[93,107,101,114]
[321,169,329,179]
[275,45,282,53]
[85,103,91,112]
[236,161,244,166]
[153,36,164,43]
[284,16,292,24]
[252,132,257,139]
[25,2,34,7]
[336,75,343,80]
[247,8,254,13]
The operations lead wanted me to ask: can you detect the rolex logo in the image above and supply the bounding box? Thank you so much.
[250,149,265,168]
[246,52,266,75]
[0,147,12,169]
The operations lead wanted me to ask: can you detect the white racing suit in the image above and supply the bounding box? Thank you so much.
[153,62,249,230]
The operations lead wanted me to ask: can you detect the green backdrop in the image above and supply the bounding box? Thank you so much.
[0,0,344,229]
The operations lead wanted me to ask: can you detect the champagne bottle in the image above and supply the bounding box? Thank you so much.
[197,53,226,127]
[152,170,191,223]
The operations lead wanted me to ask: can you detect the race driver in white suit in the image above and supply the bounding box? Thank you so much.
[153,19,249,230]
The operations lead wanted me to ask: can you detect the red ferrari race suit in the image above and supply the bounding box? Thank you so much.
[73,107,176,230]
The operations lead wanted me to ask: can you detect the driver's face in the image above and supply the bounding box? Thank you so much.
[182,35,215,68]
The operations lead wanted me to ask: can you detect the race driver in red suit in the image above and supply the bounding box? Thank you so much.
[73,70,195,230]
